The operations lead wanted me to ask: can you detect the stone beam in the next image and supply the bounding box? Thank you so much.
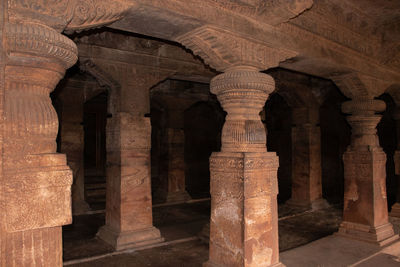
[77,30,215,81]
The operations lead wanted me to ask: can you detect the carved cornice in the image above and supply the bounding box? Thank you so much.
[176,25,297,71]
[8,0,132,33]
[6,23,78,68]
[79,59,120,91]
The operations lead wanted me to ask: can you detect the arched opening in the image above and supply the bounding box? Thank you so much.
[83,91,108,210]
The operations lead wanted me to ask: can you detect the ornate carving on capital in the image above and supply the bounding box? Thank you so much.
[342,99,386,115]
[210,67,275,152]
[6,22,78,68]
[341,99,385,150]
[331,72,391,99]
[8,0,132,33]
[65,0,132,32]
[176,25,297,71]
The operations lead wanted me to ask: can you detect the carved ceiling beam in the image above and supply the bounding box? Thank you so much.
[8,0,133,33]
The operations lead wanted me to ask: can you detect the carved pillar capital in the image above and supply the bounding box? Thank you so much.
[332,73,389,151]
[211,66,275,152]
[341,98,386,150]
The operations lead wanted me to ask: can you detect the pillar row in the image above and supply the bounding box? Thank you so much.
[338,98,398,245]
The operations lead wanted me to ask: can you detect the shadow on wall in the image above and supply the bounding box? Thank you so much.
[320,86,350,205]
[377,93,397,208]
[184,101,225,199]
[265,93,292,204]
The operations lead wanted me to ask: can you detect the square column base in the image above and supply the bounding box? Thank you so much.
[337,221,399,246]
[284,198,330,212]
[390,203,400,218]
[97,226,164,251]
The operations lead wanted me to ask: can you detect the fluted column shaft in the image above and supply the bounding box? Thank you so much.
[205,66,282,267]
[338,98,398,245]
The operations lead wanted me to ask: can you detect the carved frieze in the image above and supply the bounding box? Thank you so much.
[8,0,132,32]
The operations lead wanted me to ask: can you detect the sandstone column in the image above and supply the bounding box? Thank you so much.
[58,78,91,215]
[333,73,398,246]
[164,126,192,203]
[161,99,192,203]
[273,74,331,211]
[390,108,400,217]
[95,64,168,250]
[176,26,296,267]
[0,2,130,265]
[288,107,328,210]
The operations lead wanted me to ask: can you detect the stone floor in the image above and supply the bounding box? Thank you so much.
[63,201,344,266]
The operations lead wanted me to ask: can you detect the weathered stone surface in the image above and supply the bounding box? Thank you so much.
[334,75,398,246]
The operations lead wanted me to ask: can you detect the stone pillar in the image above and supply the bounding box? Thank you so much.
[161,100,192,203]
[390,108,400,217]
[96,65,168,250]
[165,127,191,203]
[205,66,283,267]
[1,14,77,267]
[287,107,328,210]
[0,2,130,265]
[337,98,398,245]
[59,79,91,215]
[176,25,296,267]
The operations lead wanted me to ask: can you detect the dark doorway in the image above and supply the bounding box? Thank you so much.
[83,92,108,209]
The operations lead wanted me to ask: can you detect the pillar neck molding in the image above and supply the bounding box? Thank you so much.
[211,67,275,152]
[341,98,385,150]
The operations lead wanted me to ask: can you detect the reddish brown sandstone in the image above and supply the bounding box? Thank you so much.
[333,73,398,246]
